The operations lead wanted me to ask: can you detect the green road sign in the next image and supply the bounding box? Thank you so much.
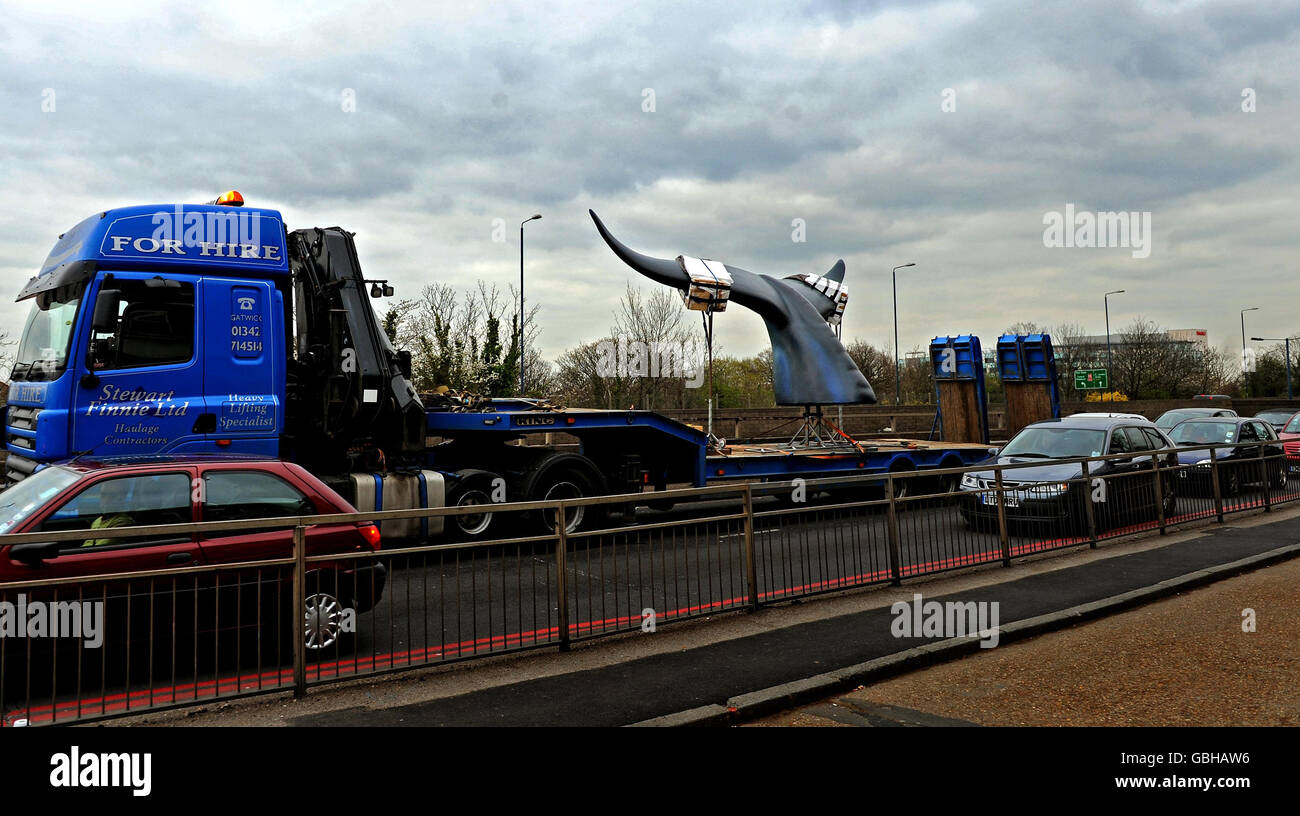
[1074,369,1109,389]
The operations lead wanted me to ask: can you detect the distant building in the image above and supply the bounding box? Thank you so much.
[1056,329,1207,355]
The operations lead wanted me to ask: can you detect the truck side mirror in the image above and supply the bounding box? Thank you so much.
[91,289,122,331]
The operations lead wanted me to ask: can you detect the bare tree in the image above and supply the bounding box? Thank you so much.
[0,330,14,381]
[845,339,895,403]
[1002,320,1044,337]
[1110,317,1219,399]
[553,337,626,408]
[386,281,532,396]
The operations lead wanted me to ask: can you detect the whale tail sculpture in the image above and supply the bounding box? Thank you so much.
[589,210,877,406]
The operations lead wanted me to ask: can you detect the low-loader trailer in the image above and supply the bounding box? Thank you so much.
[3,193,991,540]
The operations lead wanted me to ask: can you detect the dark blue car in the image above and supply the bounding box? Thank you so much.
[959,416,1178,533]
[1165,416,1286,497]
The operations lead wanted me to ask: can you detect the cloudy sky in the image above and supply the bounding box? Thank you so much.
[2,0,1297,370]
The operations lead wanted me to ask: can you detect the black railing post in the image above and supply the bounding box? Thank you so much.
[1151,455,1167,534]
[743,484,759,611]
[995,468,1011,566]
[1209,446,1225,523]
[1081,458,1098,549]
[886,476,902,585]
[1258,442,1272,512]
[292,525,307,699]
[554,504,570,651]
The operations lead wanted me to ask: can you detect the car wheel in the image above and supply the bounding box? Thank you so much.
[961,510,993,534]
[1224,468,1241,498]
[295,573,356,658]
[1273,465,1288,491]
[1161,489,1176,518]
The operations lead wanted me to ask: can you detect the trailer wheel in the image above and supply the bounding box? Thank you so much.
[933,458,964,497]
[521,454,607,535]
[886,461,917,508]
[535,469,593,533]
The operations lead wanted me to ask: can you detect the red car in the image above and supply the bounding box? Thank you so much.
[0,455,385,655]
[1278,414,1300,476]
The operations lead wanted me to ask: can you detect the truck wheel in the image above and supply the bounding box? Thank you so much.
[519,454,607,535]
[446,482,497,540]
[885,462,916,509]
[536,469,593,533]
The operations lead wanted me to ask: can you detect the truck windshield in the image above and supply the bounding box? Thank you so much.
[0,466,79,534]
[12,285,82,381]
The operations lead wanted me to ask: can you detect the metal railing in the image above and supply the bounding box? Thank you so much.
[0,437,1292,725]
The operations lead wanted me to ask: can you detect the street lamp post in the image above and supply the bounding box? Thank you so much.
[1104,289,1125,381]
[1241,307,1259,397]
[519,214,542,395]
[892,263,915,405]
[1252,335,1294,400]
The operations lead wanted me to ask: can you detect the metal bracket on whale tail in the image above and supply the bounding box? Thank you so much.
[588,210,877,406]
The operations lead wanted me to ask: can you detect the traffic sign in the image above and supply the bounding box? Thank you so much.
[1074,369,1109,389]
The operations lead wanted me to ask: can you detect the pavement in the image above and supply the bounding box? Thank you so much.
[748,554,1300,727]
[115,504,1300,727]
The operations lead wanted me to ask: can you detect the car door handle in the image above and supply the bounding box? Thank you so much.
[167,552,195,565]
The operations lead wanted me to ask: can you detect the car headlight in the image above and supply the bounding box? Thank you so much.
[960,473,979,488]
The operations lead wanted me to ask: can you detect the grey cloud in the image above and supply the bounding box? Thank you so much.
[0,0,1298,361]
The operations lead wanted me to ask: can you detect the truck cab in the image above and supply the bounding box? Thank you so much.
[5,201,289,482]
[4,196,511,541]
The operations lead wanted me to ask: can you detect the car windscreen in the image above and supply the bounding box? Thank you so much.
[1169,421,1237,446]
[1255,411,1292,425]
[1001,427,1106,459]
[1285,415,1300,434]
[0,467,80,534]
[1156,410,1203,429]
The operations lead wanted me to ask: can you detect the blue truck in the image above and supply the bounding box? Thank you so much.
[3,193,993,540]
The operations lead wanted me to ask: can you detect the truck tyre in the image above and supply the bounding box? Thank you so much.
[931,458,965,499]
[886,461,916,509]
[445,471,501,541]
[521,454,606,535]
